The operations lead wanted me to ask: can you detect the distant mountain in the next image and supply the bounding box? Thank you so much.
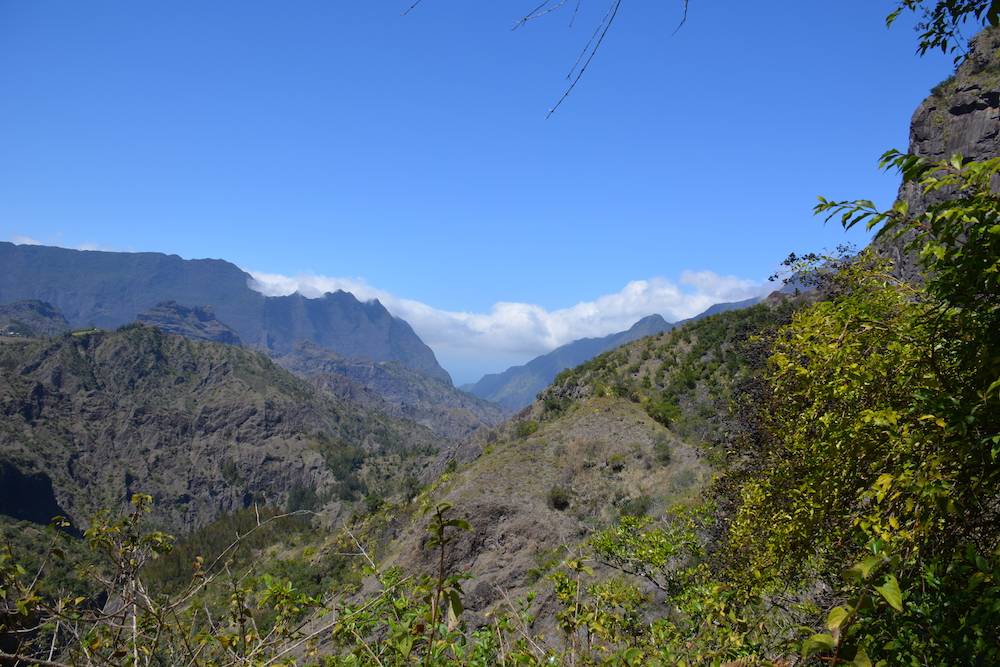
[275,343,505,442]
[675,296,765,324]
[466,314,674,411]
[0,325,437,531]
[137,301,242,346]
[0,300,70,337]
[465,297,772,413]
[0,242,450,383]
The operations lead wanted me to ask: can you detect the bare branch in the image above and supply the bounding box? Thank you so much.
[548,0,622,118]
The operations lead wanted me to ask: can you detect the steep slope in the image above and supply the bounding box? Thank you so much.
[466,315,674,411]
[0,325,438,532]
[0,243,450,382]
[374,299,798,622]
[0,300,70,338]
[275,343,505,442]
[137,301,243,345]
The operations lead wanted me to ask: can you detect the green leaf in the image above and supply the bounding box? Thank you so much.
[875,574,904,612]
[852,646,873,667]
[844,555,881,582]
[826,605,851,630]
[802,632,837,658]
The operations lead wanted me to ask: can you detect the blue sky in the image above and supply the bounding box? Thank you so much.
[0,2,955,382]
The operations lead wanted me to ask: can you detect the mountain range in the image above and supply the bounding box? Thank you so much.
[0,242,450,382]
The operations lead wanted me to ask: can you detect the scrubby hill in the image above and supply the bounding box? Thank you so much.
[0,324,438,532]
[371,298,798,622]
[466,314,674,411]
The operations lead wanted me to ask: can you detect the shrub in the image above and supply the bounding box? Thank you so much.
[619,495,652,517]
[548,485,571,511]
[285,483,320,512]
[646,398,680,427]
[653,435,672,465]
[515,420,539,438]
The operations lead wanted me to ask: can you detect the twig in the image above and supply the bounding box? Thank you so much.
[548,0,621,118]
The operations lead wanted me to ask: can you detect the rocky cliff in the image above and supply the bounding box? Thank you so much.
[275,343,505,442]
[137,301,243,346]
[882,25,1000,275]
[0,325,437,532]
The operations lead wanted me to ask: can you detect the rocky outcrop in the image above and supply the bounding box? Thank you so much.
[908,26,1000,170]
[0,243,451,383]
[881,26,1000,276]
[0,300,70,338]
[0,325,437,532]
[275,343,505,442]
[138,301,243,346]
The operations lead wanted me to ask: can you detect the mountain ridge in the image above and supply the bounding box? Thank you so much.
[464,314,674,411]
[0,242,451,383]
[465,296,768,412]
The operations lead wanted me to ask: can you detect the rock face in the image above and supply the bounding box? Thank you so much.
[0,243,450,383]
[882,26,1000,276]
[466,315,675,412]
[0,325,437,532]
[138,301,243,346]
[0,300,70,338]
[908,26,1000,168]
[275,343,505,442]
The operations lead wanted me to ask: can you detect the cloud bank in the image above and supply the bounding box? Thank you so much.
[247,269,770,382]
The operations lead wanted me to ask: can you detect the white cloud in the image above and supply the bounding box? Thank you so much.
[247,269,770,380]
[74,241,116,251]
[9,234,43,245]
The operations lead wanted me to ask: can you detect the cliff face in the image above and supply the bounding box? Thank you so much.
[908,26,1000,168]
[0,325,437,532]
[137,301,243,346]
[882,26,1000,275]
[0,301,70,338]
[0,243,451,382]
[275,343,505,442]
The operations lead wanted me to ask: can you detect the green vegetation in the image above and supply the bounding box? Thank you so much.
[2,4,998,665]
[617,494,652,518]
[652,434,672,465]
[515,419,539,438]
[543,299,797,449]
[4,149,998,661]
